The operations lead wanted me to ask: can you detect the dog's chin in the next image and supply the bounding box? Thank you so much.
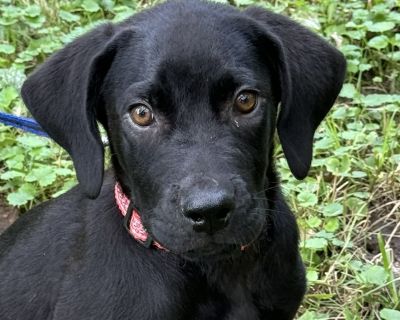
[179,244,243,262]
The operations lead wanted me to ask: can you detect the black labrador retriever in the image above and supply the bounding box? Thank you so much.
[0,1,346,319]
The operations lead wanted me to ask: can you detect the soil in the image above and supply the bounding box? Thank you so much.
[365,204,400,276]
[0,196,18,234]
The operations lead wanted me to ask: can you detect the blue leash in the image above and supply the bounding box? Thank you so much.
[0,111,49,137]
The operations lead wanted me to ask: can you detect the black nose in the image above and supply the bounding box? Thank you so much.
[181,187,235,235]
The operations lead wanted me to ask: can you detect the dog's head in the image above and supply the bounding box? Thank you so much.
[21,1,345,258]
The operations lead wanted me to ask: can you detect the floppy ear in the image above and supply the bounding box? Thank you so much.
[244,7,346,179]
[21,25,133,198]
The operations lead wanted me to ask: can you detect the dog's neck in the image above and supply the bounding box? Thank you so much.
[114,182,165,250]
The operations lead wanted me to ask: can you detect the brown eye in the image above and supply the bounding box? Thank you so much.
[130,105,154,126]
[234,91,258,113]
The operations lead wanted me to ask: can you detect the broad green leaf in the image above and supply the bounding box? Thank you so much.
[392,33,400,47]
[314,231,335,240]
[322,203,343,217]
[339,83,357,99]
[365,21,395,32]
[358,63,372,72]
[16,135,48,148]
[55,168,74,176]
[297,191,318,207]
[32,167,57,187]
[346,197,368,216]
[59,10,80,22]
[368,35,389,50]
[305,238,328,250]
[324,217,340,232]
[7,183,36,206]
[0,171,24,180]
[0,44,16,54]
[5,154,24,170]
[350,171,367,178]
[357,265,387,285]
[380,309,400,320]
[0,86,18,110]
[332,238,349,247]
[24,5,41,18]
[325,156,350,175]
[361,94,400,107]
[388,51,400,61]
[24,15,45,29]
[81,0,101,13]
[306,270,319,283]
[307,216,322,228]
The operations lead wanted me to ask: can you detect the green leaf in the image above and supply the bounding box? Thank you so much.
[306,270,319,283]
[332,238,348,247]
[59,10,80,22]
[0,86,19,110]
[324,217,340,232]
[0,43,16,54]
[365,21,395,32]
[0,171,24,180]
[24,15,45,29]
[387,51,400,61]
[346,197,368,216]
[358,63,372,72]
[297,191,318,207]
[4,154,24,170]
[298,311,329,320]
[23,5,41,18]
[322,203,343,217]
[36,167,57,187]
[81,0,101,13]
[16,136,48,148]
[325,156,351,175]
[368,35,389,50]
[361,94,400,107]
[350,171,367,178]
[54,168,74,176]
[7,183,36,206]
[307,216,322,228]
[305,238,328,250]
[314,231,335,240]
[380,309,400,320]
[392,33,400,47]
[339,83,357,99]
[357,265,387,285]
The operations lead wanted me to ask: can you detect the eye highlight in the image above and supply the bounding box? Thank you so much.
[130,104,154,126]
[234,90,258,114]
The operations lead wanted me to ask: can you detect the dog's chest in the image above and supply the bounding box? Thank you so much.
[189,267,264,320]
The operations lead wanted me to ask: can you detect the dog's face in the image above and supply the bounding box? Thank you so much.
[21,1,346,258]
[103,13,278,256]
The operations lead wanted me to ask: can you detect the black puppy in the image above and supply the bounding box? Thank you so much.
[0,1,345,319]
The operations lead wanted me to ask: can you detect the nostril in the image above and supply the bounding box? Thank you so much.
[186,211,206,224]
[215,207,231,223]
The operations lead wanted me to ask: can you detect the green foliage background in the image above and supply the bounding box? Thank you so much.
[0,0,399,318]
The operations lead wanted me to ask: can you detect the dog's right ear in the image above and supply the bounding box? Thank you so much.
[21,25,133,198]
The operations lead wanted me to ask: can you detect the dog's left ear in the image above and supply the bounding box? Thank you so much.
[244,7,346,179]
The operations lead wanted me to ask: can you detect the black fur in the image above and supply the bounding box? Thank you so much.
[0,1,345,319]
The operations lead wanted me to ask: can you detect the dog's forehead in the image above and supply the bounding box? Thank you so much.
[134,2,252,73]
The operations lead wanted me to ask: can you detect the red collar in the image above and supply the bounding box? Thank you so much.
[115,183,165,250]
